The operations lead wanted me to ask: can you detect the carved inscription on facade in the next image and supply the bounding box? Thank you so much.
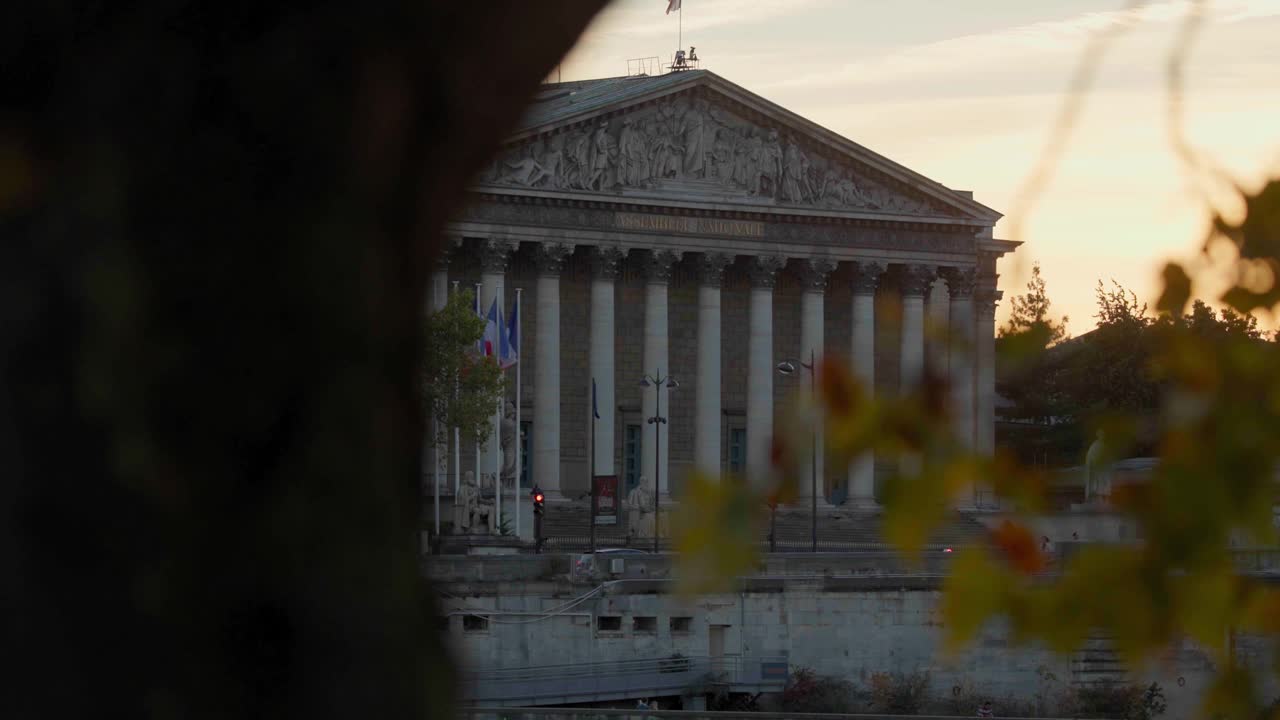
[615,212,764,238]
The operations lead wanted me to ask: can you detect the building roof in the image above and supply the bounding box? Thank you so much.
[520,72,708,132]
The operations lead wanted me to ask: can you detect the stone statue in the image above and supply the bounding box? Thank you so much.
[496,140,548,187]
[781,138,806,203]
[618,117,647,187]
[587,119,617,191]
[499,400,517,488]
[758,130,782,197]
[625,474,656,540]
[680,99,708,178]
[566,128,591,189]
[1085,430,1113,504]
[539,134,565,189]
[454,471,493,535]
[712,127,736,186]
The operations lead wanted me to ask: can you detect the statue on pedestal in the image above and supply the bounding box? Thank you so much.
[453,471,493,535]
[626,475,656,540]
[500,400,517,489]
[1085,430,1113,505]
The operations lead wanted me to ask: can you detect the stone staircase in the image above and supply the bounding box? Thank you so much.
[1070,634,1125,687]
[541,499,988,550]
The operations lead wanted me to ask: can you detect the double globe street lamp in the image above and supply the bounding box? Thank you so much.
[639,369,678,554]
[777,349,818,553]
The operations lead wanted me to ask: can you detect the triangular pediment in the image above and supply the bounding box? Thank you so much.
[475,71,999,224]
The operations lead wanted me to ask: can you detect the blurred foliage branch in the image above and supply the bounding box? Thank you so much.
[671,2,1280,717]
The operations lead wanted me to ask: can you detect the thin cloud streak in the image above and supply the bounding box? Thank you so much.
[582,0,835,39]
[758,0,1280,95]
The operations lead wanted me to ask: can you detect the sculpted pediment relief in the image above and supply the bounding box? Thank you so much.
[480,90,957,218]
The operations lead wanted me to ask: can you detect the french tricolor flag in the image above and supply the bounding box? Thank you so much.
[482,298,501,360]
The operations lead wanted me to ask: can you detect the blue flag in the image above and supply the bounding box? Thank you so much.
[500,297,519,369]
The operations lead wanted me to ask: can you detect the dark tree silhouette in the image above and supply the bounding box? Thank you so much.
[2,3,607,717]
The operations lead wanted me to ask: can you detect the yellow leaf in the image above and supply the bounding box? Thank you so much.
[941,548,1005,655]
[672,472,763,596]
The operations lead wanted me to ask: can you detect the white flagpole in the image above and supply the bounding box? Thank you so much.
[453,281,461,496]
[495,283,504,533]
[514,288,523,539]
[474,282,481,507]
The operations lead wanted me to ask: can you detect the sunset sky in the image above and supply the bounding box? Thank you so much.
[556,0,1280,333]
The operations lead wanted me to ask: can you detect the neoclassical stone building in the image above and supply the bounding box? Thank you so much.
[430,70,1017,511]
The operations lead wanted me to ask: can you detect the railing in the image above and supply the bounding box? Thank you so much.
[458,708,1112,720]
[460,655,788,706]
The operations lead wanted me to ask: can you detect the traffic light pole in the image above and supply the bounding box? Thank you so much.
[532,485,545,553]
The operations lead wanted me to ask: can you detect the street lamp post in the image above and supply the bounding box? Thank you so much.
[778,348,818,553]
[639,369,678,554]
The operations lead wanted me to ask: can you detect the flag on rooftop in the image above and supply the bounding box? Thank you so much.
[666,0,681,15]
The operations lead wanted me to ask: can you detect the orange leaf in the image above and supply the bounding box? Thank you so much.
[990,520,1045,575]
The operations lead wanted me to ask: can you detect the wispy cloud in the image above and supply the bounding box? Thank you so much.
[757,0,1280,96]
[582,0,836,39]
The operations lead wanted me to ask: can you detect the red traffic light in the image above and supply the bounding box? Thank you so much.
[533,493,544,504]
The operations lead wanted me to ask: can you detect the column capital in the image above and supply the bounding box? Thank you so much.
[436,236,463,269]
[795,258,838,293]
[589,245,627,279]
[640,249,683,284]
[849,261,886,295]
[748,255,787,289]
[939,267,977,299]
[899,264,936,298]
[974,288,1003,316]
[695,252,734,288]
[533,243,574,276]
[477,238,517,273]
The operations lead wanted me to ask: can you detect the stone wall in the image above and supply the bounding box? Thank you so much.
[439,572,1277,720]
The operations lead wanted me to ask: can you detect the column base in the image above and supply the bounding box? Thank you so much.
[844,497,881,511]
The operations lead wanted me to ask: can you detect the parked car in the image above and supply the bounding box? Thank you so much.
[572,548,648,579]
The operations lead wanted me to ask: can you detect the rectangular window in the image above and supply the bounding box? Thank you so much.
[633,616,657,634]
[463,615,488,632]
[624,424,642,490]
[597,615,622,633]
[520,420,533,488]
[670,616,693,634]
[729,428,747,476]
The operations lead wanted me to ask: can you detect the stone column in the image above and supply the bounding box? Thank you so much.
[478,239,515,487]
[641,250,682,500]
[899,264,935,394]
[940,268,977,449]
[746,256,786,477]
[848,261,884,508]
[695,253,733,475]
[974,286,1001,507]
[899,264,934,478]
[926,278,950,378]
[533,243,572,499]
[589,246,626,478]
[796,258,836,504]
[974,287,1001,456]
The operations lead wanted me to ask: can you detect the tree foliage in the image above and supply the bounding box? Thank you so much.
[670,9,1280,718]
[1001,262,1069,346]
[422,288,504,446]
